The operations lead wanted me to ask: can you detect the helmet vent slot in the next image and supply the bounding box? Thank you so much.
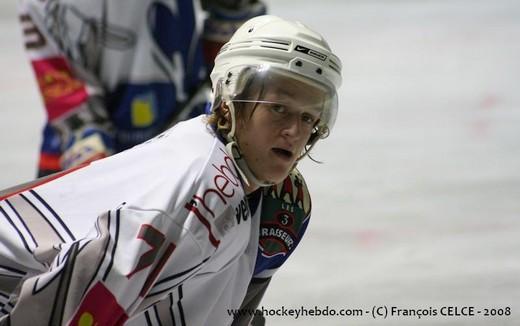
[259,39,291,51]
[259,45,289,51]
[328,59,341,74]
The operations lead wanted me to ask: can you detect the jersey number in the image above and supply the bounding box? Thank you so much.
[127,224,176,297]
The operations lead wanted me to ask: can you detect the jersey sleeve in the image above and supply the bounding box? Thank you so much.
[0,118,247,324]
[0,201,215,325]
[19,0,113,174]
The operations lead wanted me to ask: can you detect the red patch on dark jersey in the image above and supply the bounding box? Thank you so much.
[31,57,87,120]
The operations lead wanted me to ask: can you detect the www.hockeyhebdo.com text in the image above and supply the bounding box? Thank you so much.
[227,305,512,321]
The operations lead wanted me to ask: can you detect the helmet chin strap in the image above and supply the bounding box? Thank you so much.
[223,101,275,188]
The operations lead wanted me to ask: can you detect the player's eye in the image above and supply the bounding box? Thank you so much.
[269,103,287,114]
[301,113,318,126]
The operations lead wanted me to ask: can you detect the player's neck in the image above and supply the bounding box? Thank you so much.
[244,183,260,195]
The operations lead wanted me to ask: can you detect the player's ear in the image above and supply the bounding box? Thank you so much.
[216,102,232,131]
[220,102,230,116]
[220,102,233,123]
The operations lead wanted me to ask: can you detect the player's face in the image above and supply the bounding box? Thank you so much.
[235,76,325,186]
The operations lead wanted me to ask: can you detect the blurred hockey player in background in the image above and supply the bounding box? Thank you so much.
[15,1,339,325]
[18,0,267,176]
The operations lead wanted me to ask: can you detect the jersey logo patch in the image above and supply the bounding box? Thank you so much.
[259,170,311,257]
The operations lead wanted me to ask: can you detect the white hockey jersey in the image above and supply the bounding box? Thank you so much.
[0,115,261,325]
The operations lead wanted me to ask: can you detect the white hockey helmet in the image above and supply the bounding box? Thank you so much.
[210,15,342,141]
[210,15,342,187]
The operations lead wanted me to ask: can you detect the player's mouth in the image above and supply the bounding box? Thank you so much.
[272,147,294,161]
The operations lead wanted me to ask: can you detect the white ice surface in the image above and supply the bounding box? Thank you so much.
[1,0,519,325]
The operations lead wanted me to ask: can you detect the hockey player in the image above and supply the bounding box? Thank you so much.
[0,16,341,325]
[17,2,331,325]
[1,15,342,325]
[18,1,270,324]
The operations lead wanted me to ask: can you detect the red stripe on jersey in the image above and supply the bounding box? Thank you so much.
[31,56,88,121]
[184,203,220,248]
[69,282,128,326]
